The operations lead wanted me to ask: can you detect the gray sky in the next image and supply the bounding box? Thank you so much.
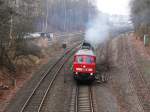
[96,0,131,15]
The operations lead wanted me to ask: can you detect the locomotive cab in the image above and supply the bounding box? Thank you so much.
[81,41,94,50]
[73,49,96,81]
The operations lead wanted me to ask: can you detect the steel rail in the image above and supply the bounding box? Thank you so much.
[75,87,78,112]
[89,87,94,112]
[75,86,95,112]
[37,58,67,112]
[20,42,81,112]
[37,47,78,112]
[122,37,144,112]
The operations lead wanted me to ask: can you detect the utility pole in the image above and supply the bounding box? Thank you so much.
[9,15,13,39]
[63,0,67,32]
[88,0,90,19]
[62,43,67,83]
[45,0,49,32]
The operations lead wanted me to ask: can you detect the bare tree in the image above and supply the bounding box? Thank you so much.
[130,0,150,39]
[0,0,98,72]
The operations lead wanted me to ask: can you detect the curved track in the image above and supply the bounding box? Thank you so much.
[20,43,80,112]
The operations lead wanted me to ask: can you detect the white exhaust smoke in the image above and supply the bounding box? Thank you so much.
[85,13,109,47]
[85,0,111,48]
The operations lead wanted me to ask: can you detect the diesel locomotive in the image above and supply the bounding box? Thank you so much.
[73,41,96,81]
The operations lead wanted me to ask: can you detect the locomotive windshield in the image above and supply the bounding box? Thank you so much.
[76,56,94,64]
[86,56,93,64]
[77,56,84,63]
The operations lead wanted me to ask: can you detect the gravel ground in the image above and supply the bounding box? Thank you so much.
[39,66,65,112]
[130,35,150,87]
[94,35,149,112]
[4,51,63,112]
[39,55,75,112]
[4,33,150,112]
[3,34,82,112]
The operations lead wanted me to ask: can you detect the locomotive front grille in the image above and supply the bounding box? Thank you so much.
[80,73,91,78]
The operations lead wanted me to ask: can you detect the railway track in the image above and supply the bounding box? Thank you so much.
[19,43,80,112]
[70,85,95,112]
[122,37,149,112]
[126,37,150,111]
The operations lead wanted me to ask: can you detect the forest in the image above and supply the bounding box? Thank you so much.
[0,0,97,72]
[130,0,150,39]
[1,0,150,75]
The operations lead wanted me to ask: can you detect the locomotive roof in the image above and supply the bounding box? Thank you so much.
[75,49,95,56]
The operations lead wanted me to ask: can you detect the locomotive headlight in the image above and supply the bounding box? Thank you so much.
[88,68,93,72]
[90,73,93,75]
[76,68,82,71]
[75,72,78,74]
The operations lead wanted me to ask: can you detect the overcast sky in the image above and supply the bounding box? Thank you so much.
[96,0,131,15]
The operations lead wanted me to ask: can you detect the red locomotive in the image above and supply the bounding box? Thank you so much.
[73,49,96,81]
